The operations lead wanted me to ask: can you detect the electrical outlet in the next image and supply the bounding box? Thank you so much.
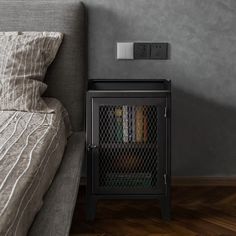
[150,43,168,59]
[134,43,150,59]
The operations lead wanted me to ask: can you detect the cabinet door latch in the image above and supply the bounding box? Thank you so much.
[87,144,98,151]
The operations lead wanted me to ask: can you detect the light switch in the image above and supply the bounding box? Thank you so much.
[117,42,134,60]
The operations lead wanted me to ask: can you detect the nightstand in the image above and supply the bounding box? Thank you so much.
[86,79,171,221]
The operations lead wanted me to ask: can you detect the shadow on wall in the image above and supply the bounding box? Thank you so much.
[172,86,236,176]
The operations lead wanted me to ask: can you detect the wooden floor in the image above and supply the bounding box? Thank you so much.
[70,186,236,236]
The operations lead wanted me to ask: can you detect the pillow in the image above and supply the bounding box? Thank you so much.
[0,32,63,112]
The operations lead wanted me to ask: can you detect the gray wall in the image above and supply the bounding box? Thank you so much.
[86,0,236,176]
[4,0,236,176]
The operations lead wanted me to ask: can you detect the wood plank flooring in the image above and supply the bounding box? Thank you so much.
[70,186,236,236]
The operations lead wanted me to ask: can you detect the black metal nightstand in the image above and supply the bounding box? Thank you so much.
[86,79,171,221]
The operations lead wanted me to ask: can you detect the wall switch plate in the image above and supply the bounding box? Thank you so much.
[134,43,150,59]
[117,42,134,59]
[117,42,169,60]
[150,43,168,59]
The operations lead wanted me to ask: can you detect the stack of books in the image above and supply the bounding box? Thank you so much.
[112,105,149,143]
[105,172,152,187]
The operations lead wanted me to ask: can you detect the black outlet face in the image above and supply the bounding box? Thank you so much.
[134,43,150,59]
[133,42,169,60]
[150,43,168,59]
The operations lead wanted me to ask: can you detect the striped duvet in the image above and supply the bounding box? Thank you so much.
[0,98,71,236]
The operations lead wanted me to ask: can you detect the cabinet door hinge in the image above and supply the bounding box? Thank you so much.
[164,107,167,118]
[164,174,167,185]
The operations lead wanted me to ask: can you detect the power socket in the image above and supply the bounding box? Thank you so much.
[150,43,168,59]
[134,43,150,59]
[133,42,169,60]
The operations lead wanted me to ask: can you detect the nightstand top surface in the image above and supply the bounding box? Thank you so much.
[88,79,171,91]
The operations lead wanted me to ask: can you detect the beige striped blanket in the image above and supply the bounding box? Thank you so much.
[0,98,71,236]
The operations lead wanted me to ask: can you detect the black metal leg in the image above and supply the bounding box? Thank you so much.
[160,195,171,221]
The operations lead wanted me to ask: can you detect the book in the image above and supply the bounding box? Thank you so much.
[128,106,132,142]
[131,106,136,142]
[105,172,152,187]
[136,106,143,142]
[114,107,123,142]
[122,105,128,142]
[143,106,148,143]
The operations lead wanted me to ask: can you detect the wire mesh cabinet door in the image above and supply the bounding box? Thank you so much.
[91,97,167,195]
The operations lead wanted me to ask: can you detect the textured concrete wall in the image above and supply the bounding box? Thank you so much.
[3,0,236,176]
[86,0,236,176]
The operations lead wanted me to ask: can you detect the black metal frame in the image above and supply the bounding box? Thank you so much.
[86,79,171,221]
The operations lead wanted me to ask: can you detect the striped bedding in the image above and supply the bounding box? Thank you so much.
[0,98,71,236]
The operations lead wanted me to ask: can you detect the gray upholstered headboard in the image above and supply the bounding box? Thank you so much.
[0,1,86,131]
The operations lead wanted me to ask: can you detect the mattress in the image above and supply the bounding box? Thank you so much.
[0,98,71,236]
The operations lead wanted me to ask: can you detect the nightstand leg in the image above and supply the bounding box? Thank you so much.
[86,196,97,221]
[160,195,171,221]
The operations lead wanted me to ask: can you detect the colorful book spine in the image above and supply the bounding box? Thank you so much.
[114,107,123,142]
[143,107,148,143]
[122,105,128,142]
[128,106,132,142]
[131,106,136,142]
[136,106,143,142]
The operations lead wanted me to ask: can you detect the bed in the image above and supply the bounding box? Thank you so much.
[0,1,86,236]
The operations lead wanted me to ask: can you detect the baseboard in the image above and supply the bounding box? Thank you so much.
[79,176,236,187]
[172,176,236,186]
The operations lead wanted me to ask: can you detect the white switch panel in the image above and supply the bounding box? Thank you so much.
[117,42,134,60]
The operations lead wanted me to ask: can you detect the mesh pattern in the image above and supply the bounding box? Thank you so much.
[98,105,160,190]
